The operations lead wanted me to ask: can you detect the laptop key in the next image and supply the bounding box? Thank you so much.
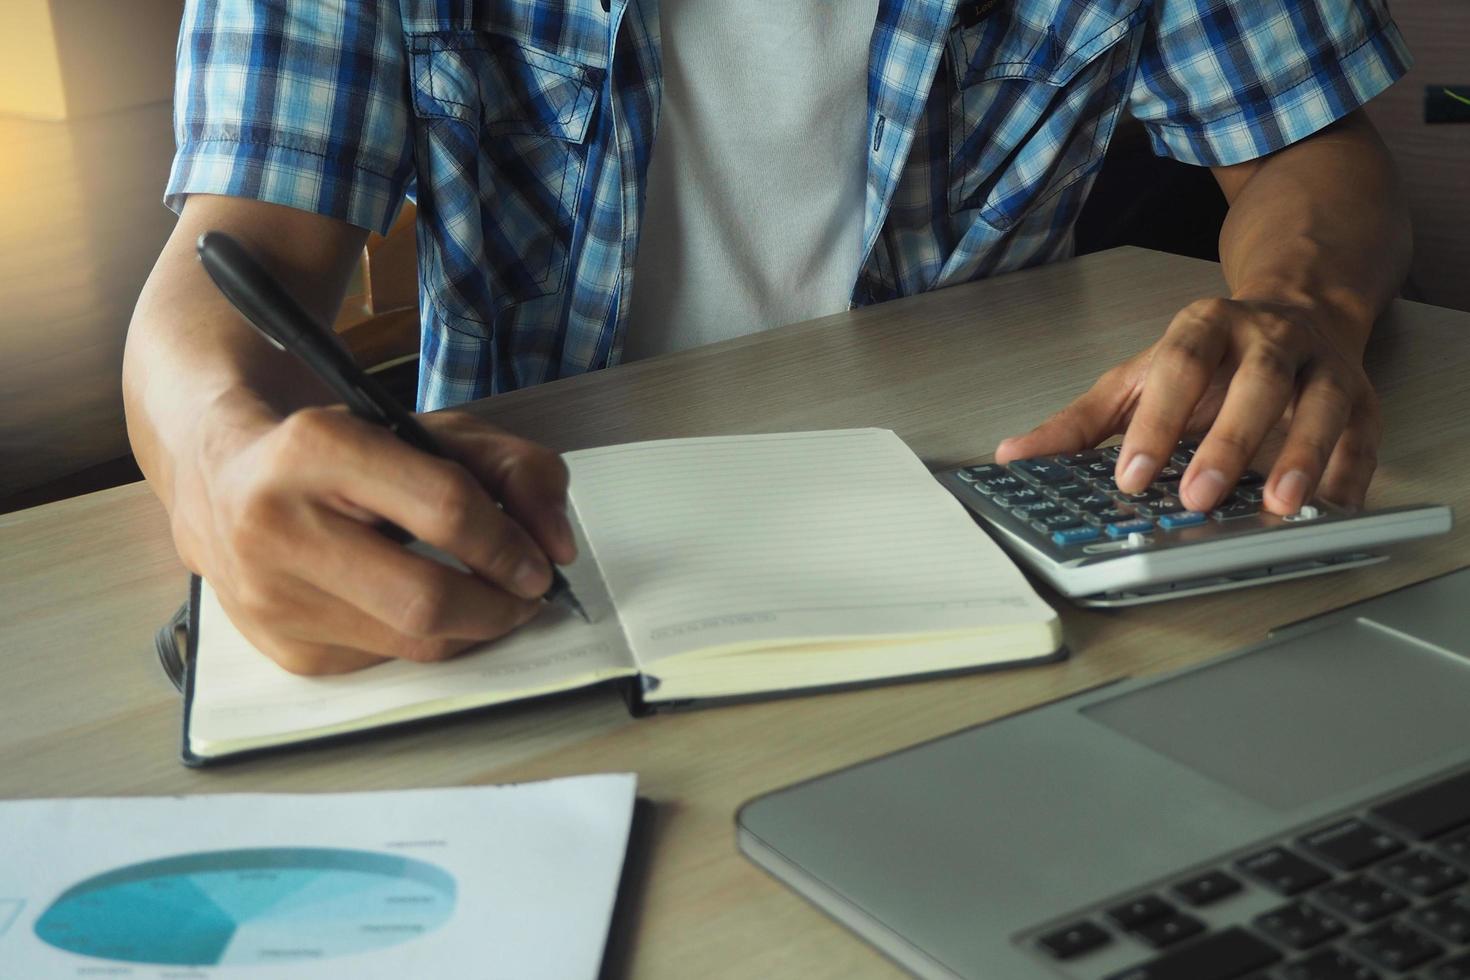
[1316,876,1410,922]
[1370,769,1470,841]
[1237,847,1331,896]
[1431,951,1470,980]
[1278,949,1381,980]
[1037,920,1111,960]
[1134,912,1206,949]
[1106,895,1175,930]
[1300,819,1406,871]
[1411,893,1470,945]
[1173,869,1242,907]
[1103,926,1282,980]
[1346,921,1443,972]
[1253,901,1346,950]
[1441,829,1470,868]
[1377,852,1468,896]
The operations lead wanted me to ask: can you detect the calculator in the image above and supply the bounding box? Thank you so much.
[937,442,1453,606]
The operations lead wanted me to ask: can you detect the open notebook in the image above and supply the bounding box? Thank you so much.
[181,429,1063,764]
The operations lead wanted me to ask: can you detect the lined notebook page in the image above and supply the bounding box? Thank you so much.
[565,429,1057,667]
[189,517,634,754]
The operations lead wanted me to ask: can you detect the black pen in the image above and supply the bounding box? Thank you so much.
[196,230,588,622]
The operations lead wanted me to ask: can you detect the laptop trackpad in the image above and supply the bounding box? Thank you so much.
[1083,618,1470,811]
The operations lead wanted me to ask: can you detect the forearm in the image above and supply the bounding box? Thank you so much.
[1215,111,1412,349]
[123,196,366,515]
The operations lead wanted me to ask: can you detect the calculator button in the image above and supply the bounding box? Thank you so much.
[1158,511,1208,530]
[1138,499,1185,518]
[1236,470,1266,487]
[1235,485,1266,503]
[1071,493,1115,513]
[1034,514,1084,533]
[959,464,1005,482]
[1086,507,1133,525]
[1082,461,1116,479]
[1101,446,1121,460]
[1152,464,1183,485]
[997,488,1045,506]
[1051,481,1090,499]
[1012,503,1062,520]
[1106,519,1154,538]
[1118,488,1165,505]
[974,474,1022,494]
[1053,526,1102,546]
[1011,458,1073,485]
[1059,450,1105,466]
[1212,501,1261,520]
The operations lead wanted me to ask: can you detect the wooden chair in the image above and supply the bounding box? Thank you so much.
[334,203,421,373]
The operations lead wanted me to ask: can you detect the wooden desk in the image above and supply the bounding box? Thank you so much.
[1,248,1466,978]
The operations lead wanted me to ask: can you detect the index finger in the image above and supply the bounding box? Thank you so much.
[1115,308,1229,493]
[425,412,577,566]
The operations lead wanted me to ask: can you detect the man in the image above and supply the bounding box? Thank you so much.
[124,0,1413,675]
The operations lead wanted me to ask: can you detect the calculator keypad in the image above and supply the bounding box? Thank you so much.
[958,441,1267,549]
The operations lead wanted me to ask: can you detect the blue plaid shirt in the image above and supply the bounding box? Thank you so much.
[168,0,1410,411]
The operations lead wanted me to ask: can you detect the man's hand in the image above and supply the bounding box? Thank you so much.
[999,110,1408,517]
[171,399,577,675]
[996,296,1379,515]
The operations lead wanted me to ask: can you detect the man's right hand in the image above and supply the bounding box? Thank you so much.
[125,195,574,675]
[173,398,576,675]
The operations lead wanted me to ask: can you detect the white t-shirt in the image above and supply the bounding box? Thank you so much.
[622,0,880,360]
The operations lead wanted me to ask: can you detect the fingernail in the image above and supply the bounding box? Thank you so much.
[1119,453,1156,492]
[1187,468,1228,510]
[514,559,549,597]
[1274,469,1309,509]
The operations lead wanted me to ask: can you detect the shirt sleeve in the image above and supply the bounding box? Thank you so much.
[1126,0,1412,167]
[165,0,414,235]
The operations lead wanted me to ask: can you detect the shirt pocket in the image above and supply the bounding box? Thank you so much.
[947,0,1147,230]
[408,30,603,332]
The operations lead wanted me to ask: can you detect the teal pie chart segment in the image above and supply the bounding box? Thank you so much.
[34,848,456,967]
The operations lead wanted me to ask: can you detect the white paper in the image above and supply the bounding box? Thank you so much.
[0,775,637,980]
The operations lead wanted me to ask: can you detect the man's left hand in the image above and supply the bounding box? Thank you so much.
[995,295,1380,515]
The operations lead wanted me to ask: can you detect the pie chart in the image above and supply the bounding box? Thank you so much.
[33,848,455,967]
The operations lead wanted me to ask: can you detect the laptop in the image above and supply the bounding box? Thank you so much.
[738,567,1470,980]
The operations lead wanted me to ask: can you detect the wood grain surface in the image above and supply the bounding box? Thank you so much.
[1,248,1466,979]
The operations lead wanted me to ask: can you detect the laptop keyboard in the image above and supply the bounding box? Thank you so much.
[1031,768,1470,979]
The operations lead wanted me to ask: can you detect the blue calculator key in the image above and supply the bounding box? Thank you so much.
[1105,519,1155,538]
[1053,525,1102,546]
[1158,511,1208,530]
